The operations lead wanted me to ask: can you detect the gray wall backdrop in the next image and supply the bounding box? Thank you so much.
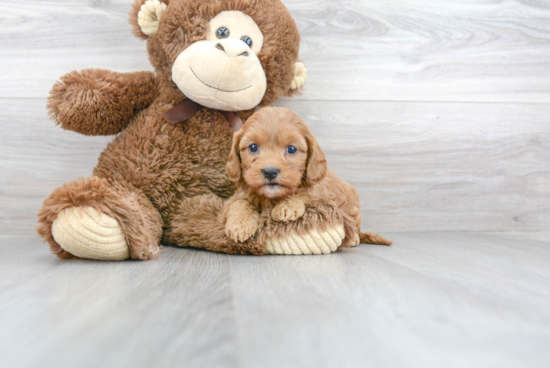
[1,0,549,234]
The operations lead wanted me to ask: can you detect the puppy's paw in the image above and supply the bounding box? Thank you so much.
[225,216,259,243]
[272,199,306,222]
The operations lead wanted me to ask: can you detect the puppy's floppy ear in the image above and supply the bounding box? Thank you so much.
[226,131,243,182]
[304,132,327,186]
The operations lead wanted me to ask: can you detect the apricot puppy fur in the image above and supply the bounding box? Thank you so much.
[223,107,391,249]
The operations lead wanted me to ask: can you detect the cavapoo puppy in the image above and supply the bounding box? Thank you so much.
[222,107,391,253]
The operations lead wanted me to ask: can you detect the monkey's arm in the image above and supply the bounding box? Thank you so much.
[47,69,158,136]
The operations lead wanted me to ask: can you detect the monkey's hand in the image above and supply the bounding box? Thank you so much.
[48,69,158,136]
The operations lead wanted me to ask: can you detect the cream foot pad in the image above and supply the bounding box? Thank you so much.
[51,206,129,260]
[264,224,345,255]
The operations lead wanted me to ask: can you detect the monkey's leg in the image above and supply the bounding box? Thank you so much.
[37,176,163,260]
[167,196,349,256]
[166,194,265,255]
[264,200,347,255]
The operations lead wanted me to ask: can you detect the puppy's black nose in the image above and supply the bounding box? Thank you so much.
[263,167,279,181]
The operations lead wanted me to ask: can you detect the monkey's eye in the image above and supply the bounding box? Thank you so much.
[240,36,252,47]
[287,145,297,155]
[216,27,230,39]
[249,143,259,153]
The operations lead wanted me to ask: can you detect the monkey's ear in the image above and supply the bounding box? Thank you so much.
[289,62,307,90]
[226,131,243,182]
[130,0,168,40]
[304,133,327,186]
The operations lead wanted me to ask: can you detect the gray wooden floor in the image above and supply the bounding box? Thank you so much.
[1,232,549,368]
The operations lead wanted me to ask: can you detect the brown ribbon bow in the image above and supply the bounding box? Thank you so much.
[163,98,243,132]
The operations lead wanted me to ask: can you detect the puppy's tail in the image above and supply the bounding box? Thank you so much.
[359,232,392,246]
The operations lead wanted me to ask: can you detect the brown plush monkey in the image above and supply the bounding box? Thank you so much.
[37,0,342,260]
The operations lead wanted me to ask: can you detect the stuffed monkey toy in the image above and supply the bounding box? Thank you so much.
[37,0,344,260]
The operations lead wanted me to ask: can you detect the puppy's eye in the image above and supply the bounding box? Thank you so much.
[241,36,252,47]
[216,27,230,39]
[287,145,297,155]
[249,143,259,153]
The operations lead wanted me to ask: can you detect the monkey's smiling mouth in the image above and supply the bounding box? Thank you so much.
[190,67,253,93]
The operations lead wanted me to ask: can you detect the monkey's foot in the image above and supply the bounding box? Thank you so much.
[51,206,129,261]
[264,224,345,255]
[351,233,360,247]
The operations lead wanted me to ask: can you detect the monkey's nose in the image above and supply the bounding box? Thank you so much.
[262,167,279,181]
[215,40,250,57]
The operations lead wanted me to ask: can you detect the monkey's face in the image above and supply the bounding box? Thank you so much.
[130,0,306,111]
[172,11,267,111]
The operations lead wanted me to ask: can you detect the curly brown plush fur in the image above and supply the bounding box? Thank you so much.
[37,0,304,259]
